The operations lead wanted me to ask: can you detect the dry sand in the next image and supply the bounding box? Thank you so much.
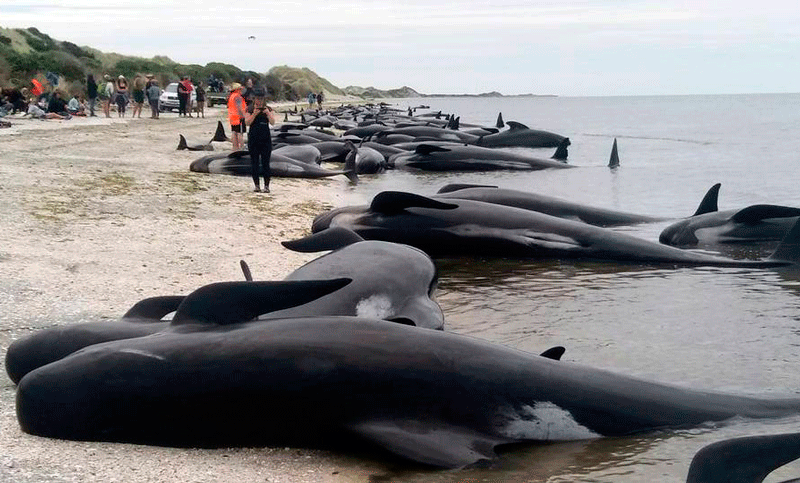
[0,103,401,482]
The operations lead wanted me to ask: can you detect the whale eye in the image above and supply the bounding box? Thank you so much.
[386,317,416,327]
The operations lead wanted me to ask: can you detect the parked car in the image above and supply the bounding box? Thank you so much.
[159,83,196,112]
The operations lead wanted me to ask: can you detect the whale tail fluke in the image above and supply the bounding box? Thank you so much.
[211,121,229,142]
[344,169,359,185]
[693,183,721,216]
[608,138,620,168]
[177,134,188,150]
[552,138,570,161]
[686,433,800,483]
[768,217,800,264]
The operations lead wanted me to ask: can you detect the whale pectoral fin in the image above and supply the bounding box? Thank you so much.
[281,227,365,252]
[731,205,800,224]
[171,279,351,325]
[506,121,529,130]
[123,296,186,320]
[693,183,721,216]
[439,226,584,252]
[769,217,800,263]
[436,183,499,194]
[370,192,459,214]
[540,346,566,360]
[350,420,506,468]
[687,433,800,483]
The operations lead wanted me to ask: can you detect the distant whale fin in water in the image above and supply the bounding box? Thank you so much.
[239,260,253,281]
[553,138,570,161]
[282,227,365,253]
[415,144,452,155]
[122,296,186,320]
[768,217,800,263]
[349,419,506,468]
[211,121,229,142]
[686,433,800,483]
[370,192,459,215]
[731,205,800,224]
[540,346,566,360]
[436,183,499,194]
[693,183,721,216]
[171,279,351,325]
[506,121,529,130]
[177,134,188,150]
[496,112,504,128]
[608,138,620,168]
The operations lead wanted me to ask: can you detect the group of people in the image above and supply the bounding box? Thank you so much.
[89,73,161,119]
[227,80,276,193]
[307,91,324,109]
[176,76,207,118]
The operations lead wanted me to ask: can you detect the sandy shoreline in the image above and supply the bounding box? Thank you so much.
[0,104,399,482]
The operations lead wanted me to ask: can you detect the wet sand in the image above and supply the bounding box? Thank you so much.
[0,103,398,482]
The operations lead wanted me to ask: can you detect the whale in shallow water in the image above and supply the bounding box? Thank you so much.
[387,141,571,172]
[435,184,667,226]
[476,121,570,149]
[310,191,800,267]
[660,183,800,247]
[15,316,800,468]
[686,433,800,483]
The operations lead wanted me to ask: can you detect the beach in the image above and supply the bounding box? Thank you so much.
[0,104,388,483]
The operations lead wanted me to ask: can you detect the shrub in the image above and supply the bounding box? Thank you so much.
[61,41,94,60]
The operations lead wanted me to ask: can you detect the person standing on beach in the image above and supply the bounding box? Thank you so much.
[307,91,315,110]
[317,91,324,110]
[227,83,247,150]
[86,74,98,117]
[177,76,189,117]
[147,80,161,119]
[242,78,254,113]
[100,74,113,117]
[244,88,276,192]
[115,75,129,118]
[194,81,205,118]
[131,76,145,118]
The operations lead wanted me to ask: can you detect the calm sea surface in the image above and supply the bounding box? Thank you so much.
[339,94,800,482]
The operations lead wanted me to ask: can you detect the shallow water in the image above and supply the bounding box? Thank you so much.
[336,94,800,482]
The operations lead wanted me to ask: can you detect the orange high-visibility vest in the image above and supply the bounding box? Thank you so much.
[227,91,244,125]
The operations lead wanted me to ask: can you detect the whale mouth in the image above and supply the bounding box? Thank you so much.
[386,317,416,327]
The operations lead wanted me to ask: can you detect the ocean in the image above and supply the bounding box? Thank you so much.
[338,94,800,482]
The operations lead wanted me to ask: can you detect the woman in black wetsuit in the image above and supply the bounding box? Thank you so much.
[244,88,276,192]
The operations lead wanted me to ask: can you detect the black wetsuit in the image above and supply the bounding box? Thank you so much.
[248,110,273,189]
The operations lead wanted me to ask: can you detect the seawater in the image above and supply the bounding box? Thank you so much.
[338,94,800,482]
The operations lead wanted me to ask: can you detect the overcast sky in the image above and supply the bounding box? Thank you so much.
[2,1,798,96]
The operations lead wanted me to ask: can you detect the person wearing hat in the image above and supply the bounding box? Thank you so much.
[227,82,247,150]
[115,75,129,118]
[244,87,275,192]
[101,74,114,118]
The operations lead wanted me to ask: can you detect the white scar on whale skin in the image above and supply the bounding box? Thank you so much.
[502,402,600,440]
[117,349,166,361]
[356,294,394,319]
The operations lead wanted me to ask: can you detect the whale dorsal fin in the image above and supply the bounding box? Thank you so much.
[608,138,620,168]
[123,296,186,320]
[371,192,458,215]
[693,183,721,216]
[506,121,529,130]
[415,144,451,155]
[172,279,351,325]
[731,205,800,224]
[540,346,566,360]
[553,138,570,161]
[210,121,229,142]
[282,227,365,253]
[436,184,499,194]
[496,112,504,128]
[686,433,800,483]
[177,134,188,150]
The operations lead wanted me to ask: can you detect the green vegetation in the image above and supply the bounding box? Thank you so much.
[0,26,420,100]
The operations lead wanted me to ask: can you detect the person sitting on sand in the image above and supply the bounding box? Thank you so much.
[47,91,70,117]
[67,95,86,116]
[25,101,67,120]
